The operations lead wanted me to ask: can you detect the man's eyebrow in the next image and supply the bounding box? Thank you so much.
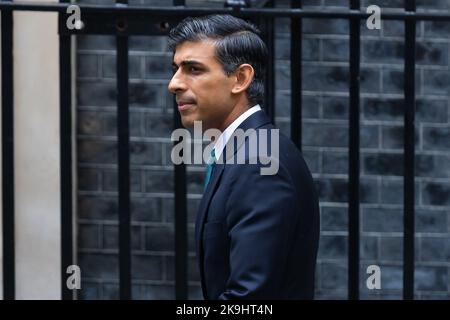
[172,60,206,68]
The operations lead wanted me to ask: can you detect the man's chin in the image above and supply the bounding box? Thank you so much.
[180,116,196,129]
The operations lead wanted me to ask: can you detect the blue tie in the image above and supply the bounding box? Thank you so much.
[204,148,216,191]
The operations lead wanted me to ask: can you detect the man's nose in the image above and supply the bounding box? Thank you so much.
[168,71,186,93]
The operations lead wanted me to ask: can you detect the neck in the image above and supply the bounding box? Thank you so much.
[217,101,253,132]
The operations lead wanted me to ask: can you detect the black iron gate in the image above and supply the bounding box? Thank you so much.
[1,0,447,300]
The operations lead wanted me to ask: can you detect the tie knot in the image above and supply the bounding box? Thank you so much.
[207,148,216,165]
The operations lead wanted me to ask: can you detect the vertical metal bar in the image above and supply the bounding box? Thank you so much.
[59,0,74,300]
[348,0,360,301]
[173,0,188,301]
[1,3,15,301]
[290,0,302,150]
[173,98,187,300]
[116,0,131,300]
[263,0,275,122]
[403,0,416,301]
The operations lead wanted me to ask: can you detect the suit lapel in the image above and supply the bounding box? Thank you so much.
[194,109,272,298]
[194,161,223,299]
[195,111,271,250]
[195,162,224,252]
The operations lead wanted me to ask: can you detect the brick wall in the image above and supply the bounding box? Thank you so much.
[76,0,450,299]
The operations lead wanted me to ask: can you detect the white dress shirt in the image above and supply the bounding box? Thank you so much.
[213,104,261,161]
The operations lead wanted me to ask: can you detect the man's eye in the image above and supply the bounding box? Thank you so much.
[189,66,200,73]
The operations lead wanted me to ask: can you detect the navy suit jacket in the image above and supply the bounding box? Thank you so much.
[195,110,320,300]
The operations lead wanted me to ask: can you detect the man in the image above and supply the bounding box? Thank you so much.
[168,14,320,300]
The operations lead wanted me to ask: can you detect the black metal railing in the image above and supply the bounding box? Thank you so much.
[59,0,74,300]
[1,0,447,300]
[1,0,15,300]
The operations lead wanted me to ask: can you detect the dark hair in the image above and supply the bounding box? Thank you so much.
[168,14,268,105]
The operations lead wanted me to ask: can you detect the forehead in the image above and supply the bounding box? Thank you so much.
[172,40,219,66]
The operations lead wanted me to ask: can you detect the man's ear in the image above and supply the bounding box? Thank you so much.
[231,64,254,94]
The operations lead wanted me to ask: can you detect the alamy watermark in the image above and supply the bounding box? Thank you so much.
[366,5,382,30]
[366,265,381,290]
[66,265,81,290]
[171,121,280,176]
[66,5,83,30]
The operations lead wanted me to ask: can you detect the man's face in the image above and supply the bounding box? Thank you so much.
[168,40,237,130]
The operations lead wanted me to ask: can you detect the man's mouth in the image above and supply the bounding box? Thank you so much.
[177,101,196,111]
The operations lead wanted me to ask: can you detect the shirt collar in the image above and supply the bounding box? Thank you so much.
[213,104,262,161]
